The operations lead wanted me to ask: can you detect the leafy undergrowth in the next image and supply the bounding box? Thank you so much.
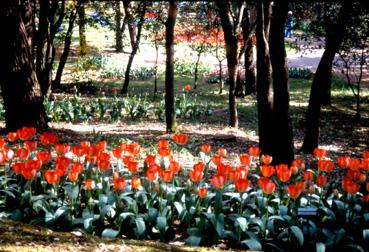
[0,219,232,252]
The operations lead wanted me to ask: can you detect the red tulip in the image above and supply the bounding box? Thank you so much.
[200,144,211,154]
[313,148,326,159]
[193,161,205,172]
[260,165,275,177]
[239,154,251,166]
[318,160,334,173]
[131,177,141,189]
[127,143,140,155]
[211,174,227,189]
[113,178,126,191]
[112,147,124,159]
[7,132,18,142]
[217,148,227,157]
[349,159,361,170]
[45,170,60,184]
[68,171,79,182]
[276,167,291,183]
[158,139,169,149]
[172,134,189,145]
[145,154,157,166]
[337,156,350,169]
[127,160,139,173]
[17,127,36,141]
[55,143,70,156]
[249,146,261,157]
[40,132,59,145]
[235,179,250,193]
[303,171,314,181]
[158,146,171,157]
[72,145,84,157]
[217,163,232,177]
[169,160,181,173]
[160,169,174,183]
[16,148,30,160]
[261,155,273,165]
[146,165,159,182]
[212,155,222,166]
[363,151,369,159]
[189,169,203,182]
[36,151,52,164]
[316,175,327,187]
[184,84,191,91]
[286,184,303,199]
[24,141,37,151]
[361,159,369,171]
[12,162,25,174]
[71,162,84,174]
[85,179,95,190]
[258,178,276,194]
[342,178,360,194]
[198,187,208,198]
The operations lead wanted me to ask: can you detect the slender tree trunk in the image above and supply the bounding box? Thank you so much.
[0,1,48,130]
[121,2,147,95]
[165,1,178,133]
[154,39,159,94]
[53,5,80,90]
[217,1,244,128]
[78,4,87,56]
[301,0,353,153]
[256,0,273,155]
[114,1,123,52]
[218,60,224,94]
[193,46,204,90]
[269,1,294,164]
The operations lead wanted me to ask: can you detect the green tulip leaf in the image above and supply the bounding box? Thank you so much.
[241,239,262,250]
[236,217,247,232]
[102,228,119,238]
[316,242,325,252]
[290,226,304,247]
[185,235,202,246]
[134,217,146,238]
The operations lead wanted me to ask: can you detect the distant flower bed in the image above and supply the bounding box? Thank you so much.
[288,67,312,79]
[0,127,368,250]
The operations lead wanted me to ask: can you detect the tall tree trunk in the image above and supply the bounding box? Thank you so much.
[269,1,294,165]
[217,1,245,128]
[121,2,147,95]
[244,37,256,95]
[301,0,353,153]
[53,4,80,90]
[164,1,178,133]
[193,46,204,90]
[114,1,123,52]
[256,0,273,155]
[78,4,87,56]
[0,1,48,130]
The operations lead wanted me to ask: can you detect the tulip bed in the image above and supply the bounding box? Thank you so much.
[0,127,369,251]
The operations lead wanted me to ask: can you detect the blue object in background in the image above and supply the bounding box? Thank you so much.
[285,11,295,38]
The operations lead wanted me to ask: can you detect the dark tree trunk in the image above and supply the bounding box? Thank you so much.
[256,0,273,155]
[121,2,147,95]
[218,60,224,94]
[114,1,123,52]
[78,4,87,56]
[164,1,178,133]
[301,0,353,153]
[53,4,80,90]
[235,44,246,98]
[193,46,204,90]
[269,1,294,164]
[0,1,48,130]
[217,1,245,128]
[35,0,65,96]
[244,37,256,95]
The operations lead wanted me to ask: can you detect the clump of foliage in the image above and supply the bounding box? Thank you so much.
[288,68,313,79]
[0,127,368,251]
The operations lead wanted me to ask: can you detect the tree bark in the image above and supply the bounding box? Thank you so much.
[217,1,245,128]
[301,0,353,153]
[154,39,159,94]
[121,2,147,95]
[78,4,87,56]
[256,0,273,155]
[193,46,204,90]
[114,1,123,52]
[244,37,256,95]
[269,1,294,165]
[53,4,80,90]
[0,1,48,130]
[164,1,178,133]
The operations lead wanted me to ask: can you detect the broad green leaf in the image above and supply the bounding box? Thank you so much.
[216,213,224,237]
[157,216,167,234]
[185,235,202,246]
[363,229,369,242]
[265,242,284,252]
[148,208,158,223]
[345,244,365,252]
[236,217,247,232]
[187,227,201,236]
[84,217,94,230]
[316,242,325,252]
[290,226,304,247]
[241,239,263,250]
[174,202,185,216]
[119,212,135,221]
[102,228,119,238]
[214,190,223,216]
[135,217,146,238]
